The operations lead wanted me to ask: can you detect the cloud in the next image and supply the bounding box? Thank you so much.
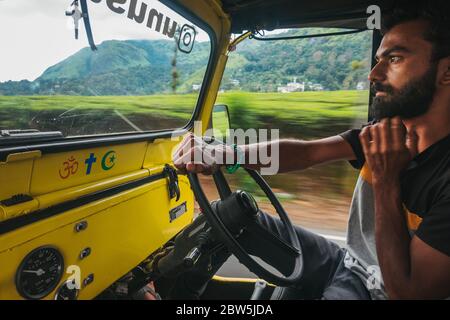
[0,0,66,17]
[0,0,210,82]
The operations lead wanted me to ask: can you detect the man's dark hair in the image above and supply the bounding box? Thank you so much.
[381,0,450,61]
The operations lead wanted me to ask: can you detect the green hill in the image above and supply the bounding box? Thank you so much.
[39,40,155,81]
[0,29,372,95]
[222,29,372,91]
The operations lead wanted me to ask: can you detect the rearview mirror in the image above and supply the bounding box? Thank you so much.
[211,104,231,142]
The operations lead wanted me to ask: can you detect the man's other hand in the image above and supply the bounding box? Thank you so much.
[359,116,419,185]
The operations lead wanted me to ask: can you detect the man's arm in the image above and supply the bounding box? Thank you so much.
[360,117,450,299]
[173,133,356,174]
[373,182,450,299]
[241,136,356,173]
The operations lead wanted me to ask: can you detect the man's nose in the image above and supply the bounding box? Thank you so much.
[368,61,387,83]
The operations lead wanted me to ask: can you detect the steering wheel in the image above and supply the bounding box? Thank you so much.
[187,168,304,286]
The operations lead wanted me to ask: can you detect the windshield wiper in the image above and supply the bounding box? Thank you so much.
[80,0,97,51]
[66,0,97,51]
[0,130,63,146]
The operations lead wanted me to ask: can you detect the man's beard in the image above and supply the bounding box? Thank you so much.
[370,64,437,121]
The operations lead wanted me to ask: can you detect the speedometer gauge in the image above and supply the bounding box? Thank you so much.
[16,246,64,300]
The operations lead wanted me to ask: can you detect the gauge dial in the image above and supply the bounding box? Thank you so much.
[16,246,64,300]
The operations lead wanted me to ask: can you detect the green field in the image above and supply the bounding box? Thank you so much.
[0,90,369,138]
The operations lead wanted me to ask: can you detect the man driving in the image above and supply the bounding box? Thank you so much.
[171,1,450,299]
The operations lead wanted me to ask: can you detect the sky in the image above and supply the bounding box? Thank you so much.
[0,0,209,82]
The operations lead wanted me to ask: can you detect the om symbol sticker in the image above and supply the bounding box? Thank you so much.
[59,156,79,179]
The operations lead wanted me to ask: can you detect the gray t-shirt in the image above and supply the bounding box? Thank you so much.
[344,169,387,299]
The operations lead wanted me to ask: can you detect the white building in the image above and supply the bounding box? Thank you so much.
[310,83,324,91]
[277,77,305,93]
[230,79,240,86]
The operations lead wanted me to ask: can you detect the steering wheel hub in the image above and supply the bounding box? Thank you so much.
[237,191,259,216]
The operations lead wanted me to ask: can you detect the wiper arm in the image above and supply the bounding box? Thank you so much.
[0,129,63,146]
[66,0,97,51]
[80,0,97,51]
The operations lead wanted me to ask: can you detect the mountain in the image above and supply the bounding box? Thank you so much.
[0,29,372,95]
[39,40,157,81]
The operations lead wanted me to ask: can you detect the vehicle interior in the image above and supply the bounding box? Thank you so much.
[0,0,396,300]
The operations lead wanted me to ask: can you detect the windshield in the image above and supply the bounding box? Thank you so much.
[0,0,211,138]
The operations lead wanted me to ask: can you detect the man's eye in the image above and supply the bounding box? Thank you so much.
[389,56,402,63]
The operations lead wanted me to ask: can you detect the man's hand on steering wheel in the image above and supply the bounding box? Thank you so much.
[173,133,235,175]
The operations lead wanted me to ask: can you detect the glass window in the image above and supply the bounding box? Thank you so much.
[0,0,211,137]
[207,28,373,243]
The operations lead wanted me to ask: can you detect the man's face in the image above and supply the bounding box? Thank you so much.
[369,20,438,120]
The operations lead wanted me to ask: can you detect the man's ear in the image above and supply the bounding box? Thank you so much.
[439,57,450,86]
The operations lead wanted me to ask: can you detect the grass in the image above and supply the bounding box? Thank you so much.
[0,94,198,118]
[0,90,369,127]
[218,90,368,125]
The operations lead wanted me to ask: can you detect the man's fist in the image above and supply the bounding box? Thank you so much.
[359,116,418,185]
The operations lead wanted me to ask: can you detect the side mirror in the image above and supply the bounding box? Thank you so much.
[210,104,231,142]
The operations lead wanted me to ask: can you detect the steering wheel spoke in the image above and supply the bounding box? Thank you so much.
[212,168,232,200]
[246,217,300,258]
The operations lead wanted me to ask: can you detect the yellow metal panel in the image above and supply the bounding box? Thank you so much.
[0,199,39,222]
[143,138,181,169]
[212,275,275,287]
[4,150,41,163]
[0,173,171,252]
[30,142,147,196]
[179,0,230,42]
[0,160,34,201]
[0,176,194,300]
[1,169,150,222]
[36,169,150,210]
[199,52,229,133]
[176,0,232,135]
